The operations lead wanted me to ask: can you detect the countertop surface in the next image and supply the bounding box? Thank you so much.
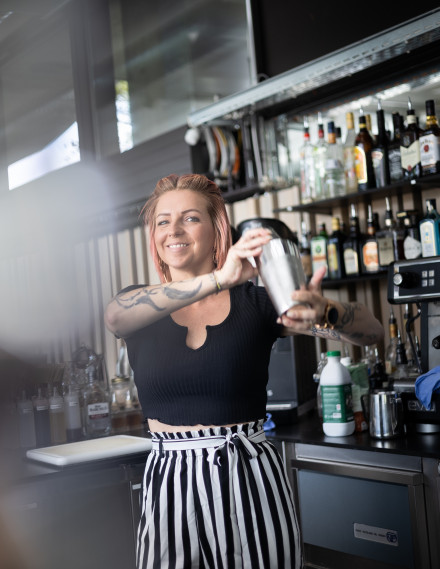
[2,412,440,488]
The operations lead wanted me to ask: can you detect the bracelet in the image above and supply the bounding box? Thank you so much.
[315,301,338,330]
[212,271,222,293]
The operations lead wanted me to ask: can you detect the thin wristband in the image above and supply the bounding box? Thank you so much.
[212,271,222,293]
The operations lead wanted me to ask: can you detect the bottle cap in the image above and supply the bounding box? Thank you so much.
[327,350,341,357]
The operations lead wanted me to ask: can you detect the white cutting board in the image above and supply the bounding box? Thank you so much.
[26,435,152,466]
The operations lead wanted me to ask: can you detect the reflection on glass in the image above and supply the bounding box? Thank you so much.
[3,18,77,190]
[109,0,251,150]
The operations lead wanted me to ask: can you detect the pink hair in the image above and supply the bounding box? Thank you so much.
[141,174,232,283]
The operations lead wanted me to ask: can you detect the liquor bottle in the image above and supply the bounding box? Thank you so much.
[83,367,111,438]
[33,387,51,447]
[299,117,316,204]
[384,307,398,377]
[327,217,346,279]
[376,197,404,268]
[313,114,327,200]
[371,100,390,187]
[49,386,67,445]
[343,203,363,276]
[369,347,388,390]
[311,223,328,277]
[387,112,404,183]
[361,204,380,273]
[398,210,422,259]
[400,98,423,180]
[419,198,440,257]
[64,385,83,442]
[324,121,346,197]
[17,390,37,448]
[299,220,313,279]
[354,110,376,190]
[419,99,440,175]
[343,111,358,193]
[392,329,409,382]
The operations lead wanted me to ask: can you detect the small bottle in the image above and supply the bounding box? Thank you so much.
[64,385,83,442]
[299,220,313,279]
[371,100,390,187]
[311,223,328,277]
[49,386,67,445]
[33,387,51,447]
[83,367,111,438]
[341,356,369,433]
[387,112,404,183]
[400,211,422,260]
[299,117,316,204]
[343,111,358,193]
[324,121,346,197]
[313,114,327,200]
[327,217,346,279]
[419,198,440,257]
[419,99,440,175]
[320,350,355,437]
[342,203,363,276]
[361,204,380,273]
[369,348,388,390]
[401,98,423,179]
[354,110,376,190]
[17,390,37,448]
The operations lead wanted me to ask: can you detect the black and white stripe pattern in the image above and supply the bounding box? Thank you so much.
[136,420,302,569]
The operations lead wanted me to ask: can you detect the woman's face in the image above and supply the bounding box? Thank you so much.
[154,189,216,277]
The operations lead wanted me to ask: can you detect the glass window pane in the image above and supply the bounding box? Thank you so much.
[109,0,251,151]
[2,17,78,190]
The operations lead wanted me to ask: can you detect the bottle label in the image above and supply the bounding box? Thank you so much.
[388,147,402,181]
[362,241,379,272]
[420,221,440,257]
[311,238,328,275]
[87,402,109,419]
[377,235,395,266]
[354,146,367,183]
[403,235,422,259]
[419,133,440,171]
[401,140,421,174]
[343,247,359,274]
[321,384,354,423]
[327,243,339,274]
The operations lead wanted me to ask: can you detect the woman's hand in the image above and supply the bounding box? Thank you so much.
[215,227,272,289]
[277,266,328,331]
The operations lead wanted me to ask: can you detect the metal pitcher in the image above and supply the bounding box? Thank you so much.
[361,391,404,439]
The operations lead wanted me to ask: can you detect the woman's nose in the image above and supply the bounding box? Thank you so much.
[168,221,183,236]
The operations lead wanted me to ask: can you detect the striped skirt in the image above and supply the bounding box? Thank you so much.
[136,420,302,569]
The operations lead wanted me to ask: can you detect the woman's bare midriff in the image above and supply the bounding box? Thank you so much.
[147,418,240,433]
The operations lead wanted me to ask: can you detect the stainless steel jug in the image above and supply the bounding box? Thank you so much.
[361,391,404,439]
[256,236,307,317]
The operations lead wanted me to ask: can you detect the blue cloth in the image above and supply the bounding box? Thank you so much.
[415,366,440,410]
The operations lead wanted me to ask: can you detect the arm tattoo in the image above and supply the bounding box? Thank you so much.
[114,279,203,312]
[311,302,379,344]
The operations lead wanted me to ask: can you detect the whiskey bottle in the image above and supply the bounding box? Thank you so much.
[327,217,346,279]
[419,99,440,175]
[419,198,440,257]
[343,204,363,276]
[343,112,358,193]
[371,101,390,187]
[354,110,376,190]
[311,223,329,277]
[401,98,423,180]
[361,204,380,273]
[388,112,404,183]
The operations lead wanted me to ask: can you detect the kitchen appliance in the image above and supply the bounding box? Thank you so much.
[388,257,440,432]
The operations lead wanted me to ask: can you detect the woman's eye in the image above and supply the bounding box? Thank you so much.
[157,220,168,226]
[186,216,199,222]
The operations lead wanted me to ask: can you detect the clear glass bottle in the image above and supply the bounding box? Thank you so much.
[324,120,346,197]
[49,386,67,445]
[313,114,327,200]
[342,204,363,276]
[371,100,390,187]
[17,390,37,448]
[299,116,316,204]
[83,367,111,439]
[33,387,51,447]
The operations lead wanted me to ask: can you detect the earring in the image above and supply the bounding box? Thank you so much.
[158,258,168,282]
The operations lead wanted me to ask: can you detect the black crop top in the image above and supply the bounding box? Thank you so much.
[123,281,283,426]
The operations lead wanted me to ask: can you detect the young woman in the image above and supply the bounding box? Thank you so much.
[105,173,384,569]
